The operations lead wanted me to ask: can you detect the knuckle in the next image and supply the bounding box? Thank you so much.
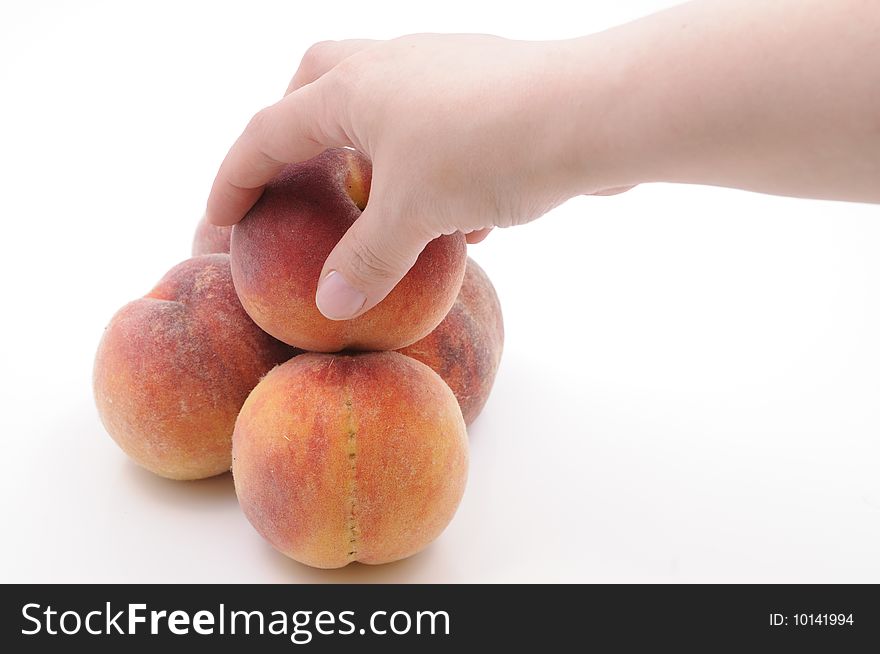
[301,40,337,70]
[245,106,274,138]
[347,237,398,284]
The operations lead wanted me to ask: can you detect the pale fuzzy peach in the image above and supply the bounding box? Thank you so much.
[192,214,232,255]
[93,254,295,480]
[232,351,468,568]
[230,148,467,352]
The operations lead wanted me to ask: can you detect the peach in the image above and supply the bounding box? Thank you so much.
[232,351,468,568]
[93,254,294,480]
[398,257,504,425]
[192,214,231,255]
[229,148,467,352]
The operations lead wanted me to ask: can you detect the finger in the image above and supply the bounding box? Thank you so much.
[285,39,377,95]
[206,82,348,226]
[315,197,433,321]
[465,227,493,244]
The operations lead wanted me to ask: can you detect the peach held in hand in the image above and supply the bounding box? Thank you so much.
[232,351,468,568]
[93,254,293,480]
[398,257,504,425]
[229,148,467,352]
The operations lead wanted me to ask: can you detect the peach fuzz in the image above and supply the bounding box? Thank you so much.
[192,214,232,255]
[232,351,468,568]
[229,148,467,352]
[398,257,504,425]
[93,254,295,480]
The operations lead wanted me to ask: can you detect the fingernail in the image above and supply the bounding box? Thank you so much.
[316,270,366,320]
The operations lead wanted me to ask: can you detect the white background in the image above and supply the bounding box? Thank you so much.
[2,0,879,583]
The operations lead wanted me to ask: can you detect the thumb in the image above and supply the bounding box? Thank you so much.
[315,200,431,321]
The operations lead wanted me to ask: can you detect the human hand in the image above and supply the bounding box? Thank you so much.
[206,34,631,319]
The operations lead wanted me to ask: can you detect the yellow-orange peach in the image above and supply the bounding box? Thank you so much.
[192,214,231,255]
[229,148,467,352]
[232,351,468,568]
[93,254,294,480]
[398,257,504,425]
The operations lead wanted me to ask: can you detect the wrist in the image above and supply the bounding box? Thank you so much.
[547,34,661,196]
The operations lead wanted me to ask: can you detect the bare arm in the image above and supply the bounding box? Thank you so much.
[588,0,880,202]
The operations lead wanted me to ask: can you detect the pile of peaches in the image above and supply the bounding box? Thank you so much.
[93,149,503,569]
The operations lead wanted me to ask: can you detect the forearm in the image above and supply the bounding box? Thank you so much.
[568,0,880,202]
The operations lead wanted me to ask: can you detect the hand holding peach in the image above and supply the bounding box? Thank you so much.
[230,149,466,352]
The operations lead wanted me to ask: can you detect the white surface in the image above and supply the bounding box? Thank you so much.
[2,0,879,583]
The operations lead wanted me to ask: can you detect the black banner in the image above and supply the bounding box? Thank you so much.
[1,584,875,651]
